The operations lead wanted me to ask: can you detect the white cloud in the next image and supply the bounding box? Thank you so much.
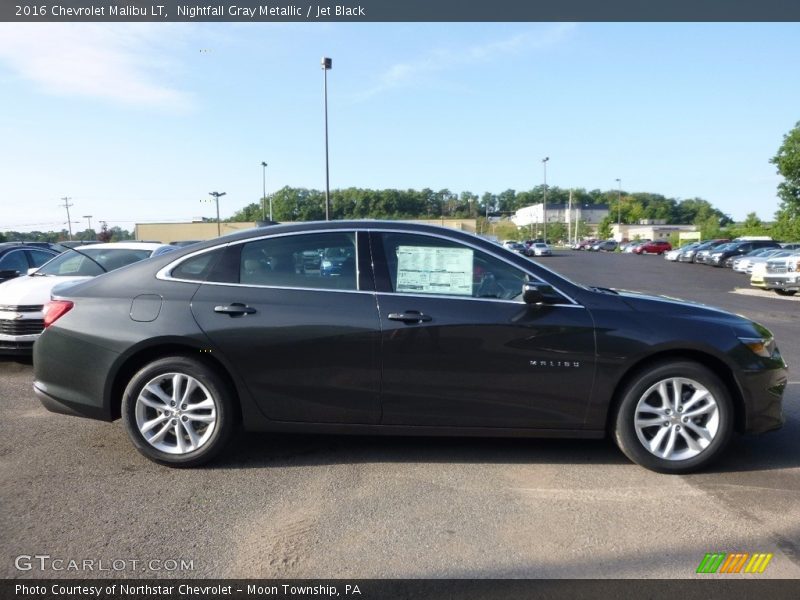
[359,24,577,99]
[0,23,193,110]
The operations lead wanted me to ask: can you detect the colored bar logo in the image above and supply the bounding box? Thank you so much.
[696,552,773,574]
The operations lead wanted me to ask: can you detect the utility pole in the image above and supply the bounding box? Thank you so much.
[616,177,622,240]
[60,197,74,240]
[209,191,226,237]
[82,215,93,231]
[261,161,270,221]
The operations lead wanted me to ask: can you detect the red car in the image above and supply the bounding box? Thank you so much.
[633,240,672,255]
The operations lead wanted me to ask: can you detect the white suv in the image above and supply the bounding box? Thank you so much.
[762,251,800,296]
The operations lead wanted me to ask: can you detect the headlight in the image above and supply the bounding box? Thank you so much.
[321,260,332,268]
[739,336,777,358]
[789,260,800,272]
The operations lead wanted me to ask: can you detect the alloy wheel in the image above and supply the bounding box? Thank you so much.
[633,377,720,461]
[134,372,218,454]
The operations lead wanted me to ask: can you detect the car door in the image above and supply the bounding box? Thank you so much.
[370,231,596,429]
[26,249,58,270]
[0,249,29,281]
[189,230,382,424]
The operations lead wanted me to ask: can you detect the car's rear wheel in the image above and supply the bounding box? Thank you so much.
[774,289,797,296]
[613,361,733,474]
[122,356,235,467]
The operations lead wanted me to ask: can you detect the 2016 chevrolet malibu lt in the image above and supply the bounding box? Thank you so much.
[33,222,788,473]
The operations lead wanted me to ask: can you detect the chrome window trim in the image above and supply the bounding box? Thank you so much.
[156,227,583,307]
[375,291,583,308]
[157,230,361,292]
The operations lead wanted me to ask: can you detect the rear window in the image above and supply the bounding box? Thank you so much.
[38,248,152,276]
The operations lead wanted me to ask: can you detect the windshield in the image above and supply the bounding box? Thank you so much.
[36,248,153,277]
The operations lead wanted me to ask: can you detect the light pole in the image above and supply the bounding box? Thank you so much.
[321,56,332,221]
[209,191,226,237]
[261,161,269,221]
[541,157,549,242]
[82,215,93,231]
[615,177,622,240]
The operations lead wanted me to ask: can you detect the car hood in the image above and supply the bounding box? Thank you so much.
[0,275,93,305]
[613,288,741,320]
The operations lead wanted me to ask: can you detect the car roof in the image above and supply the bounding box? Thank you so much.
[71,242,168,251]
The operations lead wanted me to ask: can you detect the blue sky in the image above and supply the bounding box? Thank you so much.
[0,22,798,232]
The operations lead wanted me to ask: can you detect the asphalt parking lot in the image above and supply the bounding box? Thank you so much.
[1,250,798,579]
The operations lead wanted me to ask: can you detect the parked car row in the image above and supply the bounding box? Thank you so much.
[573,239,618,252]
[572,239,673,254]
[501,240,553,257]
[663,238,800,296]
[0,242,175,354]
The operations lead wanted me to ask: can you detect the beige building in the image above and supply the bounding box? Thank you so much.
[611,223,699,242]
[135,219,477,243]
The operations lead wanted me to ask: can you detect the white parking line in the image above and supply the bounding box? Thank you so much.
[731,288,800,301]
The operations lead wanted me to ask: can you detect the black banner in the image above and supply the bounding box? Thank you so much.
[3,0,800,22]
[4,580,800,600]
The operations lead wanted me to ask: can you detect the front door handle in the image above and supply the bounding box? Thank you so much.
[387,311,432,323]
[214,303,256,316]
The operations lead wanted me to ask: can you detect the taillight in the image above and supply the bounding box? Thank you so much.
[42,300,74,328]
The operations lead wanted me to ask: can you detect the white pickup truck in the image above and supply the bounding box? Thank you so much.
[763,250,800,296]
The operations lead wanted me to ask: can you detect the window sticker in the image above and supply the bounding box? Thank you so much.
[395,246,473,296]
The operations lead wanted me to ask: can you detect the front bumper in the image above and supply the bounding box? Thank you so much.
[0,337,36,354]
[764,275,800,291]
[739,366,788,435]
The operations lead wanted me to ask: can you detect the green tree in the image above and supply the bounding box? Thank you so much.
[598,216,613,240]
[491,220,520,240]
[228,202,263,222]
[771,121,800,239]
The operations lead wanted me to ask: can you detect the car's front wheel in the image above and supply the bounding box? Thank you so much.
[613,361,733,473]
[774,289,797,296]
[122,356,236,467]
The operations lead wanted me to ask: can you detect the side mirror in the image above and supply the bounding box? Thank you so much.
[523,281,559,305]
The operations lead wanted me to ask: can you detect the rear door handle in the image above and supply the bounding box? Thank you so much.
[387,311,432,323]
[214,303,256,316]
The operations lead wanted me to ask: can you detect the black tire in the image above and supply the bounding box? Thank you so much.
[613,361,733,474]
[121,356,236,467]
[774,289,797,296]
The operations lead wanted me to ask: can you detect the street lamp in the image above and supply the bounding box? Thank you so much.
[261,161,269,221]
[541,157,549,242]
[321,56,332,221]
[82,215,93,231]
[209,191,226,237]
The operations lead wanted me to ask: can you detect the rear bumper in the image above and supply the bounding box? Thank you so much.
[34,383,109,420]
